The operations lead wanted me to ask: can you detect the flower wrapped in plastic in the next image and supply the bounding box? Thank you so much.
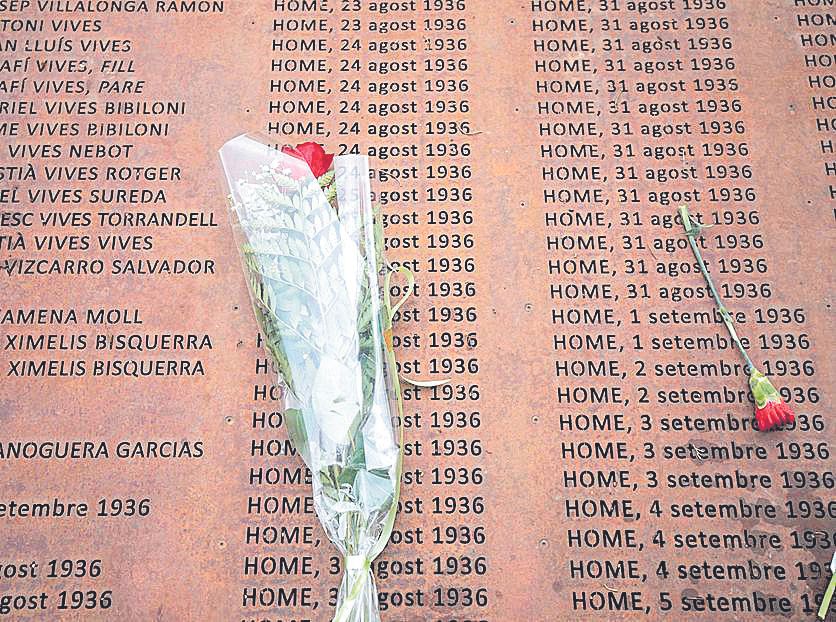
[220,134,404,621]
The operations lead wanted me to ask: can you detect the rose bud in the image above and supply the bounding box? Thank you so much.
[282,141,334,178]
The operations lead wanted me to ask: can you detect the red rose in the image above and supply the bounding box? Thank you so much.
[281,142,334,177]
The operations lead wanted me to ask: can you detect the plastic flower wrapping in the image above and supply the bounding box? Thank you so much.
[220,134,402,622]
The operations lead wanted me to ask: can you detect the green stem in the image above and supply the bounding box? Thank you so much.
[818,572,835,620]
[678,206,755,371]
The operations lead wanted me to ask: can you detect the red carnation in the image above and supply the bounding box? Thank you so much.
[755,401,795,432]
[281,142,334,178]
[750,369,795,432]
[678,206,798,435]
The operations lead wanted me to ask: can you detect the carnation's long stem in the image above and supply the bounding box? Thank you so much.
[678,205,755,371]
[818,553,836,620]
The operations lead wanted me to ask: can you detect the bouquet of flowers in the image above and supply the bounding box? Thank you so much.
[220,135,406,621]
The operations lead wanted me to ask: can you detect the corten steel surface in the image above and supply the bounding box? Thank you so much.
[0,1,834,620]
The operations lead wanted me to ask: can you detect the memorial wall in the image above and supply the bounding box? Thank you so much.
[0,0,834,619]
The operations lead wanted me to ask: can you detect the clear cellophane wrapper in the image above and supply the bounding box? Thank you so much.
[220,134,399,622]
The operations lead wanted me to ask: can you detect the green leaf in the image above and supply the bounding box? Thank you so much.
[344,439,366,471]
[354,469,394,514]
[284,408,311,466]
[234,167,363,405]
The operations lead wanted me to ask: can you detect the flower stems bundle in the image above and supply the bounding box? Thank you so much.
[678,206,795,432]
[220,135,405,621]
